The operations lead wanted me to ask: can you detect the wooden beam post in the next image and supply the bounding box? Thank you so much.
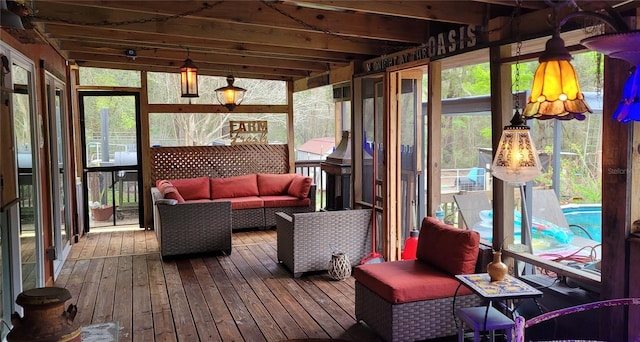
[426,61,442,218]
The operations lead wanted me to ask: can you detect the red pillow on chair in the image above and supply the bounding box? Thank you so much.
[287,176,312,199]
[416,216,479,275]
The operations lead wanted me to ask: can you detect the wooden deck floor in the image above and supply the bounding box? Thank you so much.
[55,227,388,342]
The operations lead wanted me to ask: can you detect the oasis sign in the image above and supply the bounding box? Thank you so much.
[365,25,479,72]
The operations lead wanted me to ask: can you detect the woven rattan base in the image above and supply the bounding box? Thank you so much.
[355,281,483,342]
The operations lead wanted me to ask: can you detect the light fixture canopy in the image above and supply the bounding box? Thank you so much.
[215,75,246,110]
[180,58,198,98]
[523,31,592,121]
[1,0,24,30]
[491,111,542,184]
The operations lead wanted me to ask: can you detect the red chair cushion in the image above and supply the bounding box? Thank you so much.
[353,260,473,303]
[168,177,210,200]
[210,174,259,199]
[257,173,297,196]
[287,176,313,199]
[416,216,480,276]
[261,195,310,208]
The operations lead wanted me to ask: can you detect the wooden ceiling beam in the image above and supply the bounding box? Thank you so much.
[58,41,337,72]
[37,0,431,43]
[285,1,487,25]
[41,24,367,63]
[68,52,311,78]
[33,2,402,55]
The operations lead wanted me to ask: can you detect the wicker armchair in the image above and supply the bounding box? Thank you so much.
[154,196,232,258]
[275,209,372,278]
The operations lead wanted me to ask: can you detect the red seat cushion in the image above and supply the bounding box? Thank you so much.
[287,176,313,199]
[210,174,259,199]
[214,196,263,210]
[261,195,310,208]
[353,260,473,303]
[168,177,210,200]
[257,173,298,196]
[416,216,480,276]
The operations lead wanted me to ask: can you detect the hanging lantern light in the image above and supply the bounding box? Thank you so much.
[180,56,198,98]
[492,111,542,184]
[215,75,246,110]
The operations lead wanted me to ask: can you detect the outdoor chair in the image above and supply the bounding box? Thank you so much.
[275,209,372,278]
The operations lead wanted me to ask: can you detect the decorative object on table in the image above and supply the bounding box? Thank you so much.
[487,250,508,282]
[7,287,80,342]
[328,250,351,281]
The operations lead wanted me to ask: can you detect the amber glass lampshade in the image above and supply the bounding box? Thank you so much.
[523,34,592,121]
[215,75,246,110]
[180,58,199,98]
[491,112,542,184]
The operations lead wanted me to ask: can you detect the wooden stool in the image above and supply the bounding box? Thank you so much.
[457,306,514,342]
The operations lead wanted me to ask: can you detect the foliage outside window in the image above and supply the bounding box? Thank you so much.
[147,73,287,105]
[79,67,140,87]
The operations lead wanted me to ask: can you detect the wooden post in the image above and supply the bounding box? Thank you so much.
[426,61,442,219]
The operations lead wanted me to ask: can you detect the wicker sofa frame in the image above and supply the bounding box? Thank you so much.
[153,198,232,258]
[275,209,372,278]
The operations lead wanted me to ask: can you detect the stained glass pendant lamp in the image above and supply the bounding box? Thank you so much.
[523,31,592,121]
[491,111,542,184]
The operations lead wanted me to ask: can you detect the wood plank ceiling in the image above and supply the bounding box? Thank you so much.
[8,0,636,83]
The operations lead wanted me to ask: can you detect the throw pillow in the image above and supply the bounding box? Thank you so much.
[169,176,210,200]
[287,176,313,199]
[416,216,479,275]
[156,180,185,203]
[257,173,298,196]
[210,174,259,199]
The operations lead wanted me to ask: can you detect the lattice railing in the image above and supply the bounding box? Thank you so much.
[150,144,289,182]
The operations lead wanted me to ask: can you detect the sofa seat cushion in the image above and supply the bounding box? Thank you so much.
[261,195,311,208]
[257,173,298,196]
[214,196,263,210]
[211,174,259,199]
[417,216,480,276]
[353,260,473,304]
[168,177,210,200]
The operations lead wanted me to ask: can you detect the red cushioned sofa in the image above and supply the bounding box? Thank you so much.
[353,216,489,341]
[151,173,316,231]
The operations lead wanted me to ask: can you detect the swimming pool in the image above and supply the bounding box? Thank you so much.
[562,204,602,243]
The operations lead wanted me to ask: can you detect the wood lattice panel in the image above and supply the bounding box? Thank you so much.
[150,144,289,182]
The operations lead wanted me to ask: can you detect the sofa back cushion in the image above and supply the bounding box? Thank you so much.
[416,216,479,276]
[156,180,185,203]
[168,177,210,200]
[211,174,259,199]
[257,173,298,196]
[287,176,313,199]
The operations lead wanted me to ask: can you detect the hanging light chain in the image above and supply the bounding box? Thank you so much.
[513,0,523,112]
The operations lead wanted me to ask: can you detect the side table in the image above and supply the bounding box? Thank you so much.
[455,273,543,342]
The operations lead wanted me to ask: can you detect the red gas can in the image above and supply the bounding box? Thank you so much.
[401,230,419,260]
